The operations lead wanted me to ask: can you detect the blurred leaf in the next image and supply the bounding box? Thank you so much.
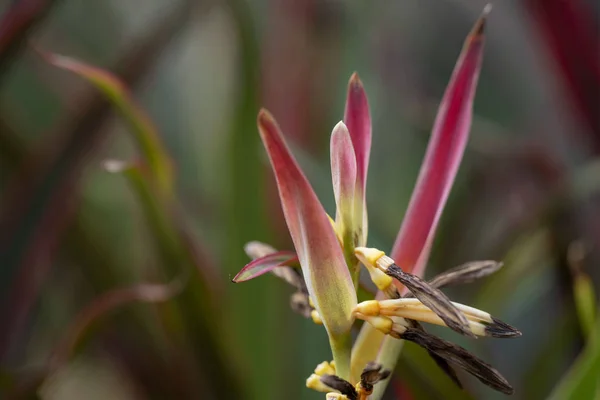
[525,0,600,148]
[0,0,59,79]
[0,105,186,400]
[522,311,579,399]
[568,241,597,345]
[48,279,183,370]
[0,0,192,364]
[573,274,597,343]
[40,51,174,194]
[548,318,600,400]
[0,369,14,391]
[105,159,242,398]
[223,0,290,398]
[475,228,550,311]
[572,159,600,201]
[0,118,27,177]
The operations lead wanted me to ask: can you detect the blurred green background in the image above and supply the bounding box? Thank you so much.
[0,0,598,399]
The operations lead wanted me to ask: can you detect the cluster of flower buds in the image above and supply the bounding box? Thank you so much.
[355,297,519,338]
[352,247,520,394]
[354,247,521,339]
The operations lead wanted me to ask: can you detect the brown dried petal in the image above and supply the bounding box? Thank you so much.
[271,266,307,293]
[403,261,502,301]
[484,317,522,338]
[274,268,315,319]
[407,320,462,389]
[290,290,312,318]
[386,264,475,338]
[360,362,391,392]
[400,328,514,395]
[426,261,503,290]
[320,375,357,400]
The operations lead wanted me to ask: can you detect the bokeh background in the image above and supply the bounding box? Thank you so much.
[0,0,599,399]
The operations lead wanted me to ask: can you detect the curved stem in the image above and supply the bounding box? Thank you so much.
[330,331,353,381]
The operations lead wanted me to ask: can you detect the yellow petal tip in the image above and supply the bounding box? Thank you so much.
[354,247,385,268]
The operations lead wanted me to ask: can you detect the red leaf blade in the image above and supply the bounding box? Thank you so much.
[391,8,488,279]
[258,109,356,336]
[232,251,298,283]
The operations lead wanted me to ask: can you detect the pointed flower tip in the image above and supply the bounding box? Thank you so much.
[472,4,492,38]
[349,72,363,89]
[343,71,371,192]
[333,120,349,133]
[39,50,125,91]
[257,108,275,128]
[486,317,523,338]
[257,108,286,156]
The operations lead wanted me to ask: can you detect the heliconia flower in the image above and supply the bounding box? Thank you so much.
[257,110,358,378]
[235,5,520,398]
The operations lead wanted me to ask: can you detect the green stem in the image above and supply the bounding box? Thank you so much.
[370,337,405,399]
[329,332,353,381]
